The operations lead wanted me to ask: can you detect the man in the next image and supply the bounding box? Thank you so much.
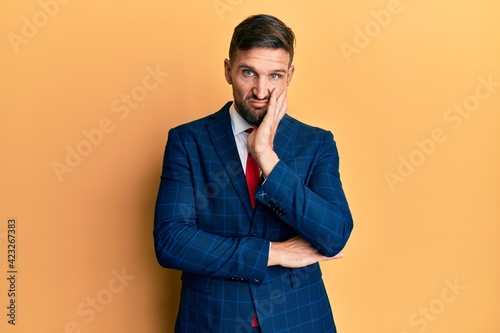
[154,14,353,333]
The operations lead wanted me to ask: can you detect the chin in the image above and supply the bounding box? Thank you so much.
[247,109,267,126]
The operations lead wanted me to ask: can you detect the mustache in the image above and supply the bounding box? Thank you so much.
[247,95,269,101]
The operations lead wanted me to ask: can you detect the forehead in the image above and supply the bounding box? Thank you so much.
[232,47,291,71]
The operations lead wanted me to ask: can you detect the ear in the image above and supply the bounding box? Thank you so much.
[286,65,295,86]
[224,59,232,85]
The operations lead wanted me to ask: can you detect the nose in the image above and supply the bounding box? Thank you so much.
[252,77,269,100]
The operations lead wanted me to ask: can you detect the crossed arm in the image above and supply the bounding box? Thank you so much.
[154,88,352,280]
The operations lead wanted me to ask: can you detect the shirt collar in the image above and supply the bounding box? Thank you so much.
[229,102,253,136]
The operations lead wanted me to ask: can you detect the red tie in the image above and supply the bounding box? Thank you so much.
[245,129,260,209]
[245,129,261,328]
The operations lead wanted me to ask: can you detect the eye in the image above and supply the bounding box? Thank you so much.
[270,73,282,80]
[243,69,255,76]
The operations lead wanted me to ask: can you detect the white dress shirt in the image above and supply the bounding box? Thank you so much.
[229,103,254,175]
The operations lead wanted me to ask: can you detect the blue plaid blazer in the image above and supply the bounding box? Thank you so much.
[154,102,353,333]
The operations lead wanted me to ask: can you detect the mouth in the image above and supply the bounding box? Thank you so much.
[248,98,269,108]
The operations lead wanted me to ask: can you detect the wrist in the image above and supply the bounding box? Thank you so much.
[267,240,283,266]
[256,151,279,178]
[267,248,278,267]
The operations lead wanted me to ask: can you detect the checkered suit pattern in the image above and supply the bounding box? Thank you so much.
[154,102,353,333]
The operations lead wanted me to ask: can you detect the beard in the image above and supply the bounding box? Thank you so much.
[234,96,268,126]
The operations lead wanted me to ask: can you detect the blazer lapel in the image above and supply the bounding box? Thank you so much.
[206,102,254,219]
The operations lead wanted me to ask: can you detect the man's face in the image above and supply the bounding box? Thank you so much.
[224,47,294,126]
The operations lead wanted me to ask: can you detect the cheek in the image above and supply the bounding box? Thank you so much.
[233,81,252,98]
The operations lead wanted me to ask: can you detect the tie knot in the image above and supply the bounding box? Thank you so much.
[245,128,253,134]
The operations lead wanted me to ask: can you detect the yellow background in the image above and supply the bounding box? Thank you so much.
[1,0,499,332]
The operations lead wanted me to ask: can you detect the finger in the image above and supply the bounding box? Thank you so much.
[275,88,288,120]
[267,88,279,116]
[328,252,344,260]
[276,86,287,103]
[287,235,301,242]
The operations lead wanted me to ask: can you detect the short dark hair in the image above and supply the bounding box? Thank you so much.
[229,14,295,66]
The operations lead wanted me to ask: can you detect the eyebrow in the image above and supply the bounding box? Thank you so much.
[238,64,287,74]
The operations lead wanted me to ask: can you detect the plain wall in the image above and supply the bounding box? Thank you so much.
[1,1,499,332]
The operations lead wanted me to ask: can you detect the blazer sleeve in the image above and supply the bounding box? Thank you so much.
[153,128,270,284]
[257,130,353,257]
